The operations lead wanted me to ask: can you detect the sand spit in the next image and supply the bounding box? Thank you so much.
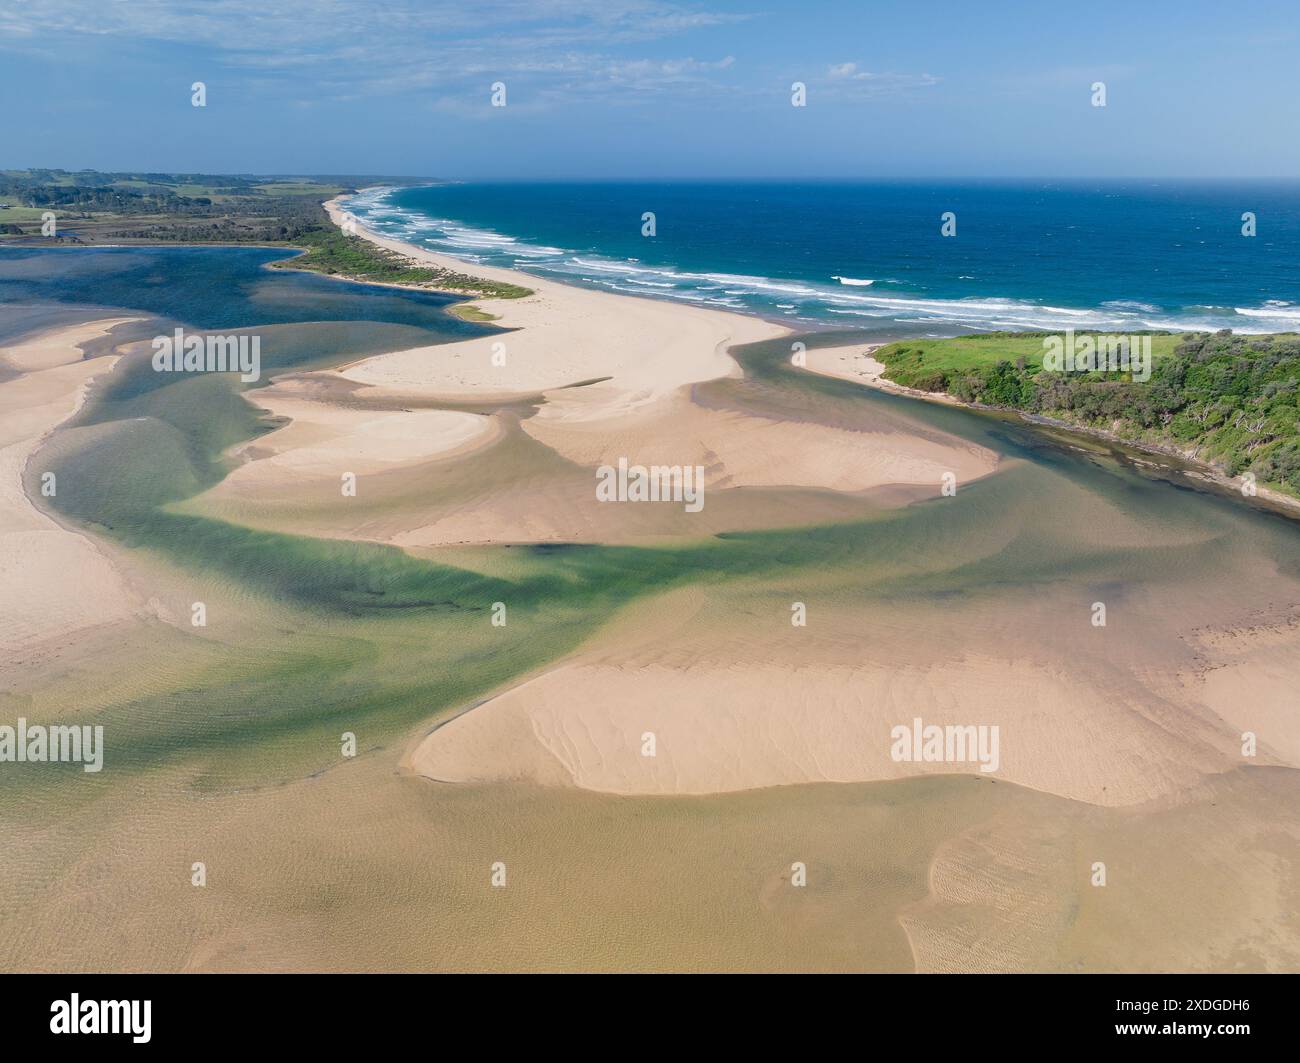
[229,201,1292,815]
[804,343,964,406]
[325,199,780,417]
[0,319,144,661]
[804,344,891,389]
[193,202,999,546]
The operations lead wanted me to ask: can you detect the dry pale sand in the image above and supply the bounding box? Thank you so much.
[194,204,998,547]
[409,657,1222,805]
[804,344,891,389]
[291,202,1289,814]
[804,343,963,405]
[0,319,144,661]
[523,387,993,493]
[327,197,775,412]
[217,376,499,488]
[198,388,997,548]
[1183,614,1300,768]
[375,389,996,548]
[406,580,1280,807]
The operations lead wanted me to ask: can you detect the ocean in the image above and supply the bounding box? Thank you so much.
[344,180,1300,336]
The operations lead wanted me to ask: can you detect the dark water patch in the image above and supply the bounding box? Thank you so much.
[0,245,493,332]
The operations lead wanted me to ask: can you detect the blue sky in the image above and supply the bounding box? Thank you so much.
[2,0,1298,179]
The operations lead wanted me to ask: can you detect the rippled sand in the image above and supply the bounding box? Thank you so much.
[2,241,1298,973]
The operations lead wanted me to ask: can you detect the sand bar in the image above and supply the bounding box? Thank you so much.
[0,319,143,660]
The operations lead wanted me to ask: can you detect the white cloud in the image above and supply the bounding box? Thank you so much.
[0,0,752,106]
[826,62,939,91]
[0,0,747,53]
[599,54,735,86]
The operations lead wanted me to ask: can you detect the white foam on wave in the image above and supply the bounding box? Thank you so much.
[1235,304,1298,318]
[343,188,1299,336]
[1102,299,1161,314]
[569,256,671,277]
[1228,304,1300,331]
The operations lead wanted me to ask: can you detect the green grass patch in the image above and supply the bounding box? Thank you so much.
[872,330,1300,496]
[876,332,1181,390]
[275,228,532,300]
[446,303,500,322]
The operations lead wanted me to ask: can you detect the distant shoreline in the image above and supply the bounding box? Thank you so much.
[325,191,1300,522]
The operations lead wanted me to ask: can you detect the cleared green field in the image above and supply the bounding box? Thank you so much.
[0,199,54,222]
[876,331,1182,383]
[866,330,1300,498]
[253,181,345,196]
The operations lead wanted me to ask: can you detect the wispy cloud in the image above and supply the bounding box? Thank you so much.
[0,0,751,107]
[0,0,746,45]
[824,61,940,95]
[597,54,735,89]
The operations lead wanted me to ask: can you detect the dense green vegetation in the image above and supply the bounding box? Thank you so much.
[0,169,369,242]
[277,227,531,299]
[875,331,1300,496]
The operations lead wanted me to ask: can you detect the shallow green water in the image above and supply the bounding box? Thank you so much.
[4,245,1298,796]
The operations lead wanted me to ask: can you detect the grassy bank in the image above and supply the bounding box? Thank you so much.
[877,332,1182,392]
[874,331,1300,497]
[274,227,531,299]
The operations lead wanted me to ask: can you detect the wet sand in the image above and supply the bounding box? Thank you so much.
[0,318,146,663]
[2,236,1298,973]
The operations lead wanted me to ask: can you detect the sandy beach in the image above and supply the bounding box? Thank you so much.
[321,197,983,434]
[0,319,145,664]
[804,342,971,406]
[5,217,1298,977]
[18,213,1287,819]
[292,198,1293,812]
[191,201,999,547]
[406,575,1295,807]
[325,196,771,408]
[8,0,1300,983]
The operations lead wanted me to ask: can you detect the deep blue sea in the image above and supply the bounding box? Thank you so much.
[344,180,1300,337]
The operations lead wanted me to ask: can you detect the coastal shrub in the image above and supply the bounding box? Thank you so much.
[278,229,533,300]
[875,330,1300,497]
